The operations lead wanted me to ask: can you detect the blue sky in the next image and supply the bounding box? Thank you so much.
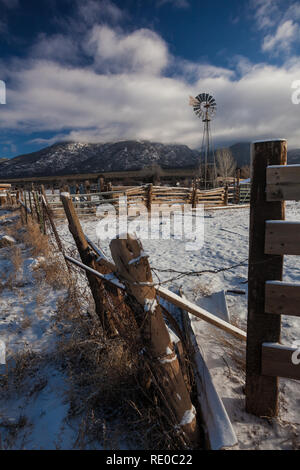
[0,0,300,158]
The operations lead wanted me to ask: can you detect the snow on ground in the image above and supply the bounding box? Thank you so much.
[1,201,299,450]
[56,201,299,450]
[0,210,79,449]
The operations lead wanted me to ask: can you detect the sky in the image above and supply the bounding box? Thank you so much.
[0,0,300,159]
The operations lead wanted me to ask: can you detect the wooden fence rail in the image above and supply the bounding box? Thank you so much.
[25,184,240,217]
[246,139,300,418]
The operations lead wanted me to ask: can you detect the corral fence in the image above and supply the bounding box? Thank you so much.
[31,183,242,218]
[246,139,300,418]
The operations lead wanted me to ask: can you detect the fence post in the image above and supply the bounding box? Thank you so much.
[235,169,240,204]
[224,185,229,206]
[110,234,199,446]
[98,176,105,192]
[246,139,287,417]
[60,193,126,335]
[85,180,91,202]
[147,183,153,211]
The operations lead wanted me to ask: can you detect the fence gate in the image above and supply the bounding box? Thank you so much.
[246,139,300,417]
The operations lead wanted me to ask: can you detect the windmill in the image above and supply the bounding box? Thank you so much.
[189,93,217,189]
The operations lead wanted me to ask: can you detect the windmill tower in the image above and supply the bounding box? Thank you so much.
[189,93,217,189]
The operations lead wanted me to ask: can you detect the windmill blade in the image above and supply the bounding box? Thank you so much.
[190,92,217,120]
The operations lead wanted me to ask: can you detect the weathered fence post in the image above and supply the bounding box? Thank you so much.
[235,169,241,204]
[24,191,28,224]
[192,184,198,209]
[223,185,229,206]
[246,139,287,417]
[98,176,105,192]
[60,193,129,335]
[28,190,34,217]
[85,180,91,202]
[147,183,153,211]
[110,234,199,445]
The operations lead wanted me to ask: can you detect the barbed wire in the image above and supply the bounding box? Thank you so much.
[150,259,248,286]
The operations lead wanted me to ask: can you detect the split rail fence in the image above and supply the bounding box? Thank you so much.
[39,184,240,217]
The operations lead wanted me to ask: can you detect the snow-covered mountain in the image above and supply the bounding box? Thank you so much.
[1,140,299,179]
[0,141,199,178]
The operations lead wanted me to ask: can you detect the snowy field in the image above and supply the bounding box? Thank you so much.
[0,203,299,449]
[57,201,300,450]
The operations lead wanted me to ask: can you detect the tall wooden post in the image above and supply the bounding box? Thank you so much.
[28,191,34,218]
[224,185,229,206]
[60,194,128,335]
[235,169,241,204]
[98,176,105,192]
[190,183,197,209]
[147,183,153,211]
[246,139,287,417]
[110,234,199,446]
[84,180,91,202]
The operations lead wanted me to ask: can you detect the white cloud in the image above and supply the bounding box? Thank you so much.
[262,19,299,53]
[86,25,169,74]
[251,0,280,30]
[251,1,300,55]
[2,51,300,148]
[1,3,300,150]
[30,33,80,63]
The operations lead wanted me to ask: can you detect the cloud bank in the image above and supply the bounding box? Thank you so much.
[1,0,300,150]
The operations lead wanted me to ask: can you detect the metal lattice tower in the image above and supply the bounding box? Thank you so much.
[189,93,217,189]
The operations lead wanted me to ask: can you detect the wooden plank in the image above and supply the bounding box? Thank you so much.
[266,184,300,201]
[262,343,300,380]
[265,281,300,316]
[266,165,300,201]
[265,221,300,255]
[246,139,286,418]
[267,164,300,184]
[156,286,246,342]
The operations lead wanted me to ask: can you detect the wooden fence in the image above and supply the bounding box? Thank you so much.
[246,139,300,418]
[41,184,239,217]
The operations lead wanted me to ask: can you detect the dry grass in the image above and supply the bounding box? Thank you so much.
[54,282,194,450]
[1,208,200,450]
[21,220,49,257]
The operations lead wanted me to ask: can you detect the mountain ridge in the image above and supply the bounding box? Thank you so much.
[0,140,299,179]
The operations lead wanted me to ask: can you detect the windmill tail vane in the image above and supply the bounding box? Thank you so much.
[189,96,199,107]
